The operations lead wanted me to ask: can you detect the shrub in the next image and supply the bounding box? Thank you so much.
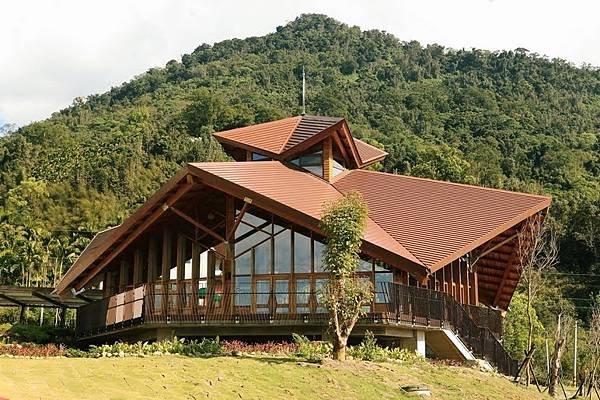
[0,343,67,357]
[221,340,297,355]
[292,333,332,361]
[5,324,74,344]
[88,337,221,358]
[348,331,386,361]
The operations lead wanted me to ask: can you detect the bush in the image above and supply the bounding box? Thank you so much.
[348,331,385,361]
[292,333,332,361]
[5,324,74,344]
[88,337,221,358]
[221,340,297,355]
[0,343,67,357]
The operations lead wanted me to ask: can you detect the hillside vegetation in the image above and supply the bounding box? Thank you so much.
[0,14,599,332]
[0,356,550,400]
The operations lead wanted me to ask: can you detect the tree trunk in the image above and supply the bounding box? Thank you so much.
[548,344,562,397]
[333,334,347,361]
[526,293,533,386]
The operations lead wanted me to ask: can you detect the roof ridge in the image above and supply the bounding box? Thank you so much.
[346,169,550,201]
[278,115,304,154]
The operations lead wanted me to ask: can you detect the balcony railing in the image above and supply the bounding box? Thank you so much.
[76,279,516,375]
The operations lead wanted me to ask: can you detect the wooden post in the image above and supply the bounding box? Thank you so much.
[103,270,111,297]
[147,236,158,283]
[133,248,142,287]
[191,242,200,281]
[162,228,172,283]
[60,307,67,327]
[119,259,128,292]
[224,196,235,312]
[323,136,333,181]
[176,234,186,282]
[19,306,26,323]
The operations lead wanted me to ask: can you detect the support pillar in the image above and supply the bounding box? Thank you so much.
[60,307,67,327]
[19,306,26,323]
[119,259,128,292]
[162,228,173,283]
[416,330,426,357]
[133,248,142,287]
[148,236,158,283]
[176,234,186,282]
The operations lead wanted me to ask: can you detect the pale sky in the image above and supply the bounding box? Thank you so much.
[1,0,599,127]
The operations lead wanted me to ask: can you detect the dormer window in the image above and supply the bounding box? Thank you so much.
[290,146,323,177]
[251,152,271,161]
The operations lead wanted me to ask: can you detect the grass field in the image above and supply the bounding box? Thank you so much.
[0,356,550,400]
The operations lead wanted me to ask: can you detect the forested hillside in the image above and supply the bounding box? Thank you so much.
[1,14,600,321]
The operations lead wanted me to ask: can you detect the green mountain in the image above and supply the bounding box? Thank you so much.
[1,14,599,311]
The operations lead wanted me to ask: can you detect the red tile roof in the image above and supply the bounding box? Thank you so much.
[212,115,384,168]
[353,138,388,164]
[188,161,423,269]
[333,169,551,271]
[213,116,302,155]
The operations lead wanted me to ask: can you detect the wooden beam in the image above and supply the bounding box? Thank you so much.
[0,293,26,307]
[323,136,333,181]
[493,247,518,307]
[169,206,225,243]
[226,197,253,242]
[472,233,518,268]
[147,236,158,283]
[119,259,128,292]
[331,130,350,165]
[31,291,67,309]
[76,182,194,290]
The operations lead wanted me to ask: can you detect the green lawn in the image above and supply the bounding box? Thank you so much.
[0,356,549,400]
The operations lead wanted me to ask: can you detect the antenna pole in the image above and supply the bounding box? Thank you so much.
[302,66,306,115]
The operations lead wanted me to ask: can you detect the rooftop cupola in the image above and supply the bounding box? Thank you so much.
[212,115,387,181]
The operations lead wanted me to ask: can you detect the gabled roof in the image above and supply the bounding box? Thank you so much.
[56,156,551,298]
[212,115,387,167]
[333,169,551,272]
[188,162,423,272]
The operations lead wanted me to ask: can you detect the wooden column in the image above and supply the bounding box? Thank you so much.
[462,259,470,304]
[161,228,173,283]
[133,248,142,287]
[323,136,333,181]
[147,236,158,283]
[224,196,235,311]
[191,242,200,281]
[119,260,128,292]
[103,270,111,297]
[472,270,479,305]
[176,234,186,282]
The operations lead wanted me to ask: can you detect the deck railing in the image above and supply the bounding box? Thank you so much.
[76,279,516,375]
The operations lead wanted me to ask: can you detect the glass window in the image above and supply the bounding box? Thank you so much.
[274,230,291,273]
[252,152,271,161]
[313,240,325,272]
[235,252,251,276]
[255,280,270,313]
[332,159,346,177]
[375,261,389,272]
[295,279,310,313]
[275,280,289,314]
[294,232,311,273]
[290,146,323,177]
[375,272,393,303]
[234,276,251,307]
[235,229,270,256]
[254,240,271,275]
[358,258,373,272]
[315,278,328,313]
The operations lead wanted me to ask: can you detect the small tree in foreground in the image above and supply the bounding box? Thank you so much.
[320,191,372,361]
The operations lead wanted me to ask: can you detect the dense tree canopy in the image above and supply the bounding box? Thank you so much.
[1,14,599,320]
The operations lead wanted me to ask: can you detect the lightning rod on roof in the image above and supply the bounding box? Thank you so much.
[302,66,306,115]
